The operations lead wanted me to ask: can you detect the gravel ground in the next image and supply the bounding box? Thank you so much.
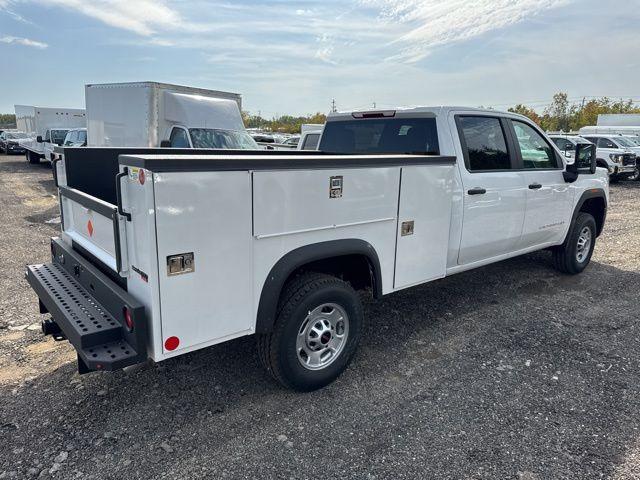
[0,153,639,479]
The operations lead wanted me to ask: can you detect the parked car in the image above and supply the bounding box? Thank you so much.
[0,130,28,154]
[26,106,606,392]
[580,134,637,182]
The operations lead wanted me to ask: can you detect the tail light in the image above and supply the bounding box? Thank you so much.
[123,307,134,332]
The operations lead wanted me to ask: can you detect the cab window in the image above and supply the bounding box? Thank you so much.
[598,138,618,149]
[457,116,511,171]
[553,138,574,151]
[170,127,190,148]
[512,121,558,169]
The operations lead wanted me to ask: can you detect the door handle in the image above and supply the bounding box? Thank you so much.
[467,188,487,195]
[528,183,543,190]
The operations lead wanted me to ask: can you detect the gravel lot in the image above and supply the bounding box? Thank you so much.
[0,153,639,479]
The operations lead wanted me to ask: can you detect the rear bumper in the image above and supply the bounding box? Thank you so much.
[26,237,148,373]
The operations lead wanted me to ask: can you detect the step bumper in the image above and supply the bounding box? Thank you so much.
[26,238,148,373]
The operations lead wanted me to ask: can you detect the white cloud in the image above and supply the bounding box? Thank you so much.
[0,35,48,48]
[35,0,186,36]
[360,0,571,62]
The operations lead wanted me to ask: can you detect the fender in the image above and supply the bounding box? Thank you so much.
[566,188,607,240]
[255,239,382,334]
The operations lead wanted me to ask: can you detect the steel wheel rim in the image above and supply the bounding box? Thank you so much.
[296,303,349,371]
[576,226,592,263]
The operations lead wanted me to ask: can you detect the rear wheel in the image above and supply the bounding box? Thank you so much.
[553,212,596,275]
[257,272,363,391]
[28,150,40,164]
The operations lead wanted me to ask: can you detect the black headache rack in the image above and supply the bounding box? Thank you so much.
[25,237,147,374]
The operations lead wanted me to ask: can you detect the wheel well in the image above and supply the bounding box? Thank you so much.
[580,197,606,236]
[596,159,608,168]
[255,240,382,334]
[291,254,376,294]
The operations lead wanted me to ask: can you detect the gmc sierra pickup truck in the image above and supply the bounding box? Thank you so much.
[26,107,607,391]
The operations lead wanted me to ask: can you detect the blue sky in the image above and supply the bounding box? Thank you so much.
[1,0,640,116]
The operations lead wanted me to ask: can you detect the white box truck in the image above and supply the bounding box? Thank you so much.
[15,105,86,163]
[85,82,257,149]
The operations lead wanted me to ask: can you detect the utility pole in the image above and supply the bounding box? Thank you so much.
[331,99,337,113]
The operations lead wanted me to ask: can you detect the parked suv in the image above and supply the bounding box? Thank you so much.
[0,131,28,154]
[581,135,637,182]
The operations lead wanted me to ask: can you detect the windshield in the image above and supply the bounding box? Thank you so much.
[7,132,28,139]
[189,129,259,149]
[615,136,638,148]
[51,130,69,144]
[319,117,440,154]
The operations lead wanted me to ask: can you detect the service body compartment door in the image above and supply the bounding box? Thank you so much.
[153,171,253,354]
[394,166,455,289]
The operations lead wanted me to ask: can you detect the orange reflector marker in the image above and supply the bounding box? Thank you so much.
[87,220,94,237]
[139,169,146,185]
[165,336,180,351]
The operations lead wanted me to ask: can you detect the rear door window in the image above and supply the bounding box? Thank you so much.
[457,116,512,171]
[319,117,439,154]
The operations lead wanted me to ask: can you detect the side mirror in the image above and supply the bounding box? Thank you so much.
[36,136,43,143]
[160,140,171,148]
[565,143,596,182]
[575,143,597,174]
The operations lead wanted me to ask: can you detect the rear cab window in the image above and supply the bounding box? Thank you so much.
[319,117,439,155]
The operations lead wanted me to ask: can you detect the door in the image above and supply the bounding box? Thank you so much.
[509,120,573,248]
[454,115,527,265]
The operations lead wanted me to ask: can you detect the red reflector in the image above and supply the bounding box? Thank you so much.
[123,307,134,332]
[139,169,146,185]
[87,220,94,237]
[165,336,180,351]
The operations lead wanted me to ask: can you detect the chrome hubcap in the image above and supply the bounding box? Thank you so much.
[576,226,592,263]
[296,303,349,370]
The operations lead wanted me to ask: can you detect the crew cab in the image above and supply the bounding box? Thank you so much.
[580,134,637,181]
[26,107,607,392]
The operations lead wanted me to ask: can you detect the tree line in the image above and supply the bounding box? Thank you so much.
[242,112,327,134]
[508,93,640,132]
[0,113,16,128]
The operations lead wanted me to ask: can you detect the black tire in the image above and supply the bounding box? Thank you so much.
[629,166,640,182]
[28,150,40,164]
[553,212,597,275]
[257,272,363,391]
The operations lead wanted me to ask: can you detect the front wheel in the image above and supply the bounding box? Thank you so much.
[629,166,640,182]
[553,212,596,275]
[257,272,363,391]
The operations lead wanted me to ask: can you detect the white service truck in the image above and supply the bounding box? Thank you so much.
[27,107,607,392]
[15,105,86,163]
[85,82,258,149]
